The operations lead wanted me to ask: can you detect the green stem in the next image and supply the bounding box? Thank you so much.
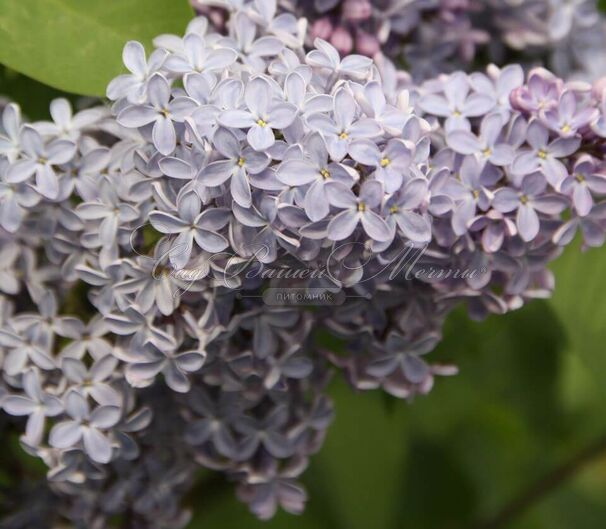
[474,433,606,529]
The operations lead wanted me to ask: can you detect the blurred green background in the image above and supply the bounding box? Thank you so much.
[2,64,606,529]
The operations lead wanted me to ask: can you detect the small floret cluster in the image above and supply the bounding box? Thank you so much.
[192,0,606,81]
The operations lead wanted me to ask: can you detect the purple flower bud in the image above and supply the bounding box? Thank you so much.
[593,76,606,101]
[309,17,333,42]
[330,26,354,55]
[355,30,380,57]
[342,0,372,22]
[509,68,562,114]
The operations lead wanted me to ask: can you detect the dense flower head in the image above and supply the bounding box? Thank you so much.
[192,0,606,81]
[1,1,606,527]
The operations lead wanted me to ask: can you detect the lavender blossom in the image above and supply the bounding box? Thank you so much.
[1,4,606,526]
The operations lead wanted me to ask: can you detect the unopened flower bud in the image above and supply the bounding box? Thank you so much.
[330,26,354,54]
[309,17,333,41]
[355,30,380,56]
[593,77,606,102]
[342,0,372,22]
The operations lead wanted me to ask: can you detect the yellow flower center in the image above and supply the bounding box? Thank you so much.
[519,194,529,205]
[471,189,480,199]
[320,168,330,179]
[237,157,245,167]
[339,131,349,140]
[560,123,571,134]
[357,202,366,212]
[379,157,390,168]
[482,148,492,157]
[537,149,547,160]
[160,108,170,118]
[389,205,399,214]
[256,119,267,127]
[574,173,585,183]
[452,110,461,117]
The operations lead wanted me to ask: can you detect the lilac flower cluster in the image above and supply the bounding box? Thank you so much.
[1,2,606,527]
[192,0,606,81]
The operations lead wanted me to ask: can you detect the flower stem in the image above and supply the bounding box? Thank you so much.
[475,433,606,529]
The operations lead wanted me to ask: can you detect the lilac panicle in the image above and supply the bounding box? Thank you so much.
[1,2,606,527]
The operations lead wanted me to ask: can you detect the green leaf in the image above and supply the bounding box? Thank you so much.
[548,243,606,398]
[397,302,570,525]
[599,0,606,13]
[312,382,410,529]
[411,302,567,439]
[393,438,477,529]
[0,66,78,120]
[0,0,194,97]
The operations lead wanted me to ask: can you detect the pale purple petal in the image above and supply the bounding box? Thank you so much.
[361,211,391,241]
[83,428,113,463]
[447,130,481,155]
[118,105,158,128]
[247,124,275,151]
[517,204,540,241]
[152,117,176,155]
[327,209,359,240]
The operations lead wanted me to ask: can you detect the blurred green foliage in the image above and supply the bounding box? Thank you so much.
[3,59,606,529]
[0,0,193,96]
[0,66,78,121]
